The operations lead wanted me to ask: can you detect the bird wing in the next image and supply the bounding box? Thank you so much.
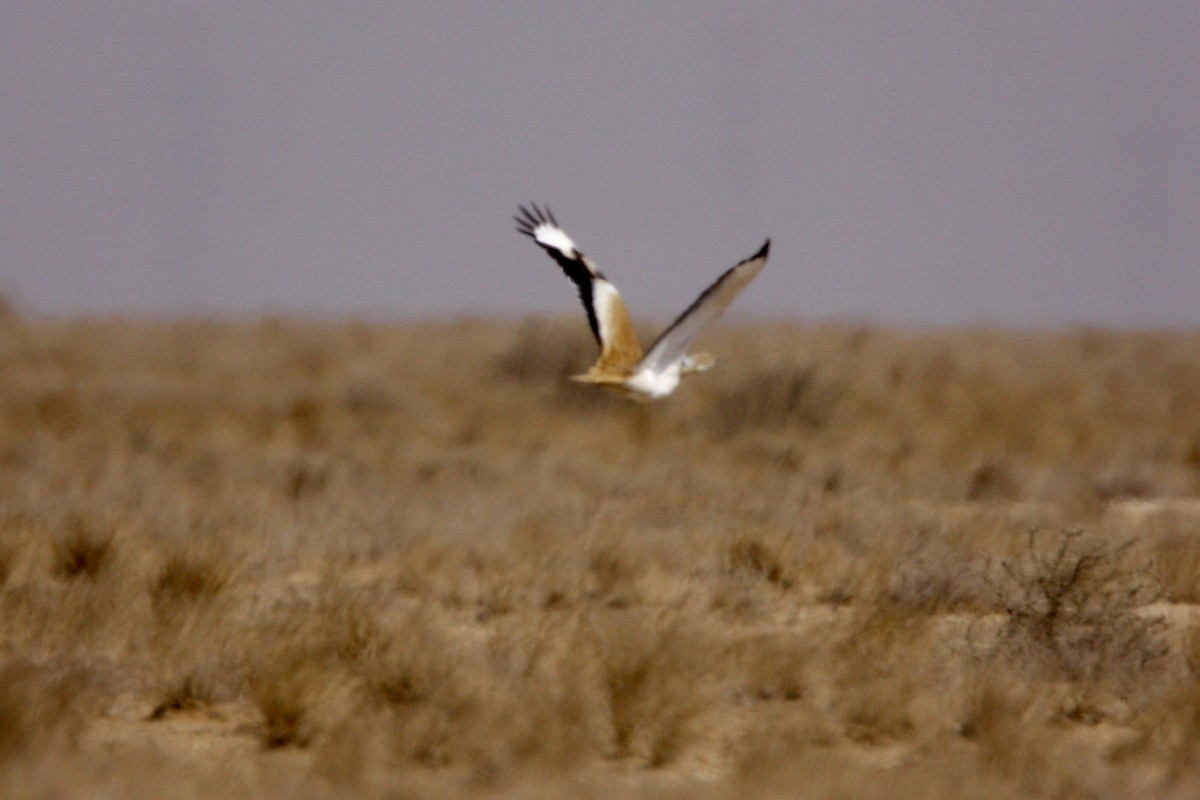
[515,204,644,372]
[638,239,770,374]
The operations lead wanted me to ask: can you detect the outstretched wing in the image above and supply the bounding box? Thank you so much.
[638,239,770,374]
[515,204,644,371]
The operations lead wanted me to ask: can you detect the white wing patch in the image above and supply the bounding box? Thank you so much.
[532,224,579,259]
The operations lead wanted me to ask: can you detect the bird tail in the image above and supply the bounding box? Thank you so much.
[681,352,716,373]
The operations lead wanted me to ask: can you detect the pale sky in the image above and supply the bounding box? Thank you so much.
[1,2,1198,326]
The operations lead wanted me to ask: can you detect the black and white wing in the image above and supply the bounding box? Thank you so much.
[515,204,644,370]
[638,239,770,374]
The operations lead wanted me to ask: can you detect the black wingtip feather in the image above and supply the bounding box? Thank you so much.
[514,212,535,236]
[515,203,567,237]
[755,239,771,259]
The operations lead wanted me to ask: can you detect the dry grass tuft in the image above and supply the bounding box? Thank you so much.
[148,672,220,720]
[51,517,115,580]
[357,611,459,711]
[727,632,812,703]
[151,553,231,610]
[726,531,795,590]
[249,654,332,749]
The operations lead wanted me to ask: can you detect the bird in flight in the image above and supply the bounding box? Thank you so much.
[515,203,769,401]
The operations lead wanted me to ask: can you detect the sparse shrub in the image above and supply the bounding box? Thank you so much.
[988,528,1167,687]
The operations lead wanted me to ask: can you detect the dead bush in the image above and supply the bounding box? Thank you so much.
[988,528,1167,687]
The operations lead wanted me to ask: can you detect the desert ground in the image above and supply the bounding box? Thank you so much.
[1,297,1199,798]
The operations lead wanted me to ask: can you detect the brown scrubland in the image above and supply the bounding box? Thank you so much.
[1,298,1199,798]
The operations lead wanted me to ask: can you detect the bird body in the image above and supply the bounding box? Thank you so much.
[515,204,769,401]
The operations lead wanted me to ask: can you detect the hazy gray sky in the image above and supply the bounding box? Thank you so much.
[2,3,1197,325]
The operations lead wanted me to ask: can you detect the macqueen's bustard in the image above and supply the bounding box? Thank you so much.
[515,204,770,401]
